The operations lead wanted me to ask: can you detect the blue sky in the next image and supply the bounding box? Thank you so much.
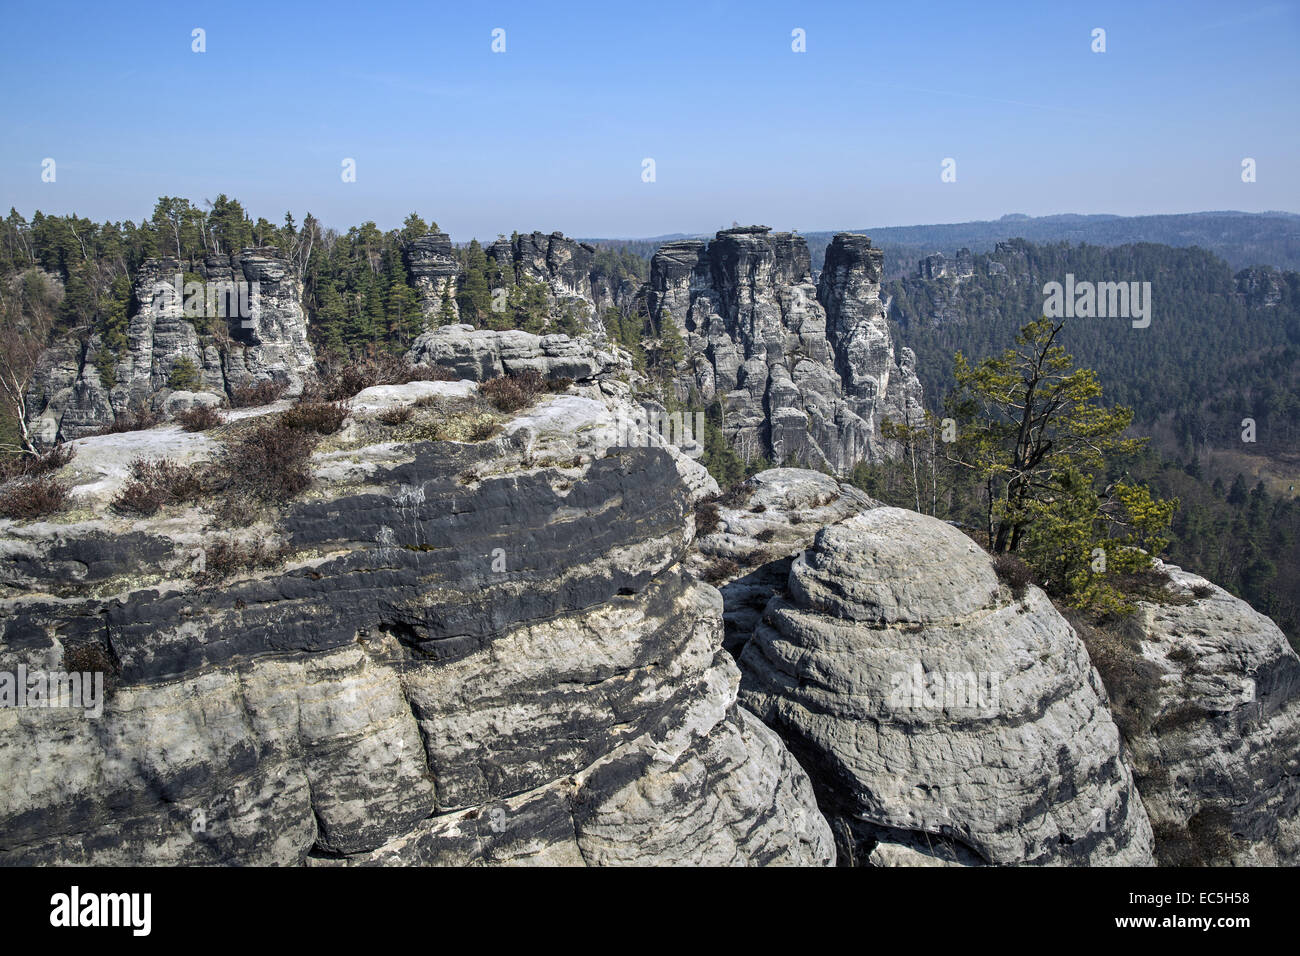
[1,0,1296,240]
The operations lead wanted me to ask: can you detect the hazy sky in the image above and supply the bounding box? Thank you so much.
[1,0,1297,241]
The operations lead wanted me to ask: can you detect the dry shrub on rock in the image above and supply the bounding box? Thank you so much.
[229,380,287,408]
[281,400,350,435]
[480,370,547,413]
[111,458,204,516]
[0,444,74,482]
[176,404,225,432]
[219,420,317,506]
[0,473,70,520]
[92,406,163,436]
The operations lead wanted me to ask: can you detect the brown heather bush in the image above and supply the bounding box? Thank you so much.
[0,474,70,520]
[229,380,287,408]
[992,553,1034,600]
[92,405,164,436]
[694,500,721,536]
[544,376,574,393]
[718,482,754,509]
[281,400,350,435]
[755,527,778,543]
[404,364,457,383]
[480,369,548,413]
[192,537,288,586]
[307,349,456,403]
[377,405,414,426]
[1065,609,1163,739]
[0,444,75,482]
[702,556,741,584]
[111,458,204,516]
[219,420,317,505]
[1191,583,1214,599]
[175,404,225,432]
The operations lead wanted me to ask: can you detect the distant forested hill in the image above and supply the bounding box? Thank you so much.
[803,211,1300,278]
[588,212,1300,280]
[882,238,1300,644]
[885,239,1300,453]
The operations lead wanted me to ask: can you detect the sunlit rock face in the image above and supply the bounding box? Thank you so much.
[736,507,1155,866]
[0,369,830,866]
[25,248,314,444]
[647,227,923,475]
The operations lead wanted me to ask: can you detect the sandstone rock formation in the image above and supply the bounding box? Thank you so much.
[0,374,831,865]
[488,231,605,338]
[647,227,923,475]
[691,467,875,652]
[404,232,461,319]
[1120,562,1300,865]
[24,249,314,444]
[404,230,628,339]
[733,502,1155,866]
[407,324,624,383]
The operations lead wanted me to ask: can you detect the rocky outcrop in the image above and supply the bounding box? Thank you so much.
[1121,562,1300,865]
[1234,266,1288,308]
[24,249,314,444]
[0,373,831,865]
[406,324,625,384]
[918,248,975,281]
[404,232,461,319]
[647,227,923,475]
[691,468,875,653]
[488,232,605,338]
[733,503,1155,866]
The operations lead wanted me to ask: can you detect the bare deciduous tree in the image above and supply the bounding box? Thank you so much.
[0,271,60,455]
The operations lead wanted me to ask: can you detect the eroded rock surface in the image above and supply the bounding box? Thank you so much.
[736,507,1155,866]
[1122,562,1300,865]
[647,227,923,474]
[407,324,625,383]
[25,249,314,444]
[692,468,875,652]
[0,382,827,865]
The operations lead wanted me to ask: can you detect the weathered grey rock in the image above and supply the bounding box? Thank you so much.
[692,468,876,652]
[737,506,1155,866]
[1123,562,1300,865]
[488,232,604,338]
[647,227,922,475]
[0,387,823,865]
[406,324,626,383]
[404,232,460,319]
[25,249,314,444]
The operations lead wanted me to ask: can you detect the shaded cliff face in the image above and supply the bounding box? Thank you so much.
[648,227,922,475]
[24,248,314,444]
[0,336,831,865]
